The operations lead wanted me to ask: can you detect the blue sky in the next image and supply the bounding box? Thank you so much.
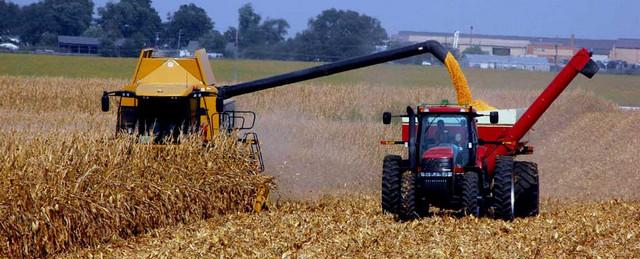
[11,0,640,39]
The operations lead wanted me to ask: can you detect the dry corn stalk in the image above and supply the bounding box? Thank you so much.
[0,132,272,258]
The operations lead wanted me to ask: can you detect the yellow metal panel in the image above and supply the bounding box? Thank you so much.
[130,49,154,86]
[135,59,167,81]
[175,59,203,82]
[134,59,205,97]
[137,59,202,86]
[195,49,216,86]
[120,97,136,107]
[208,96,219,136]
[199,96,219,141]
[136,84,194,96]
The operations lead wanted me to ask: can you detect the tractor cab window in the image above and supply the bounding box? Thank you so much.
[420,114,470,166]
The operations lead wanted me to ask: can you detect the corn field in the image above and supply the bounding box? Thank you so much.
[1,74,639,257]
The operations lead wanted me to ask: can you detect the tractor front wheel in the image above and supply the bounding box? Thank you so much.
[514,161,539,217]
[493,156,515,220]
[381,155,402,215]
[461,171,480,217]
[398,170,418,221]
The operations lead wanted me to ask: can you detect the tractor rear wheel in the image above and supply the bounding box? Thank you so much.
[461,171,480,217]
[381,155,402,215]
[514,161,539,217]
[398,170,418,221]
[493,156,515,220]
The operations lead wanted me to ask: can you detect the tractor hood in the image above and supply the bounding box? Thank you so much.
[423,146,454,160]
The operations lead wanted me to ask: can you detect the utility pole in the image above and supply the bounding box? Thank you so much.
[234,25,239,82]
[177,29,182,51]
[554,44,558,67]
[155,32,159,49]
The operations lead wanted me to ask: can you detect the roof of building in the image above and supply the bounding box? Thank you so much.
[397,31,618,53]
[186,40,200,51]
[57,35,100,45]
[399,31,533,41]
[465,54,549,65]
[615,38,640,49]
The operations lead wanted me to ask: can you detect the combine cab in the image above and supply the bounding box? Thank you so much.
[381,49,599,220]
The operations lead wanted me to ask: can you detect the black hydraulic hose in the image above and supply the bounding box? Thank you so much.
[216,40,448,100]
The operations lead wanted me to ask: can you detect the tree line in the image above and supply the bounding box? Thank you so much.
[0,0,388,61]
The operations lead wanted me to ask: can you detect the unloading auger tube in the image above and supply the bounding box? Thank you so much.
[215,40,474,111]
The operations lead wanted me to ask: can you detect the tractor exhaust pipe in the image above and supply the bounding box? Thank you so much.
[216,40,448,101]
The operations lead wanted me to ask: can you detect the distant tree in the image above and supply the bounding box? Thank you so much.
[119,32,147,57]
[97,0,161,44]
[223,26,237,43]
[98,37,117,57]
[166,3,213,48]
[39,31,58,46]
[0,0,21,36]
[20,0,94,45]
[462,45,488,55]
[260,19,289,45]
[81,25,105,38]
[198,30,226,53]
[235,3,289,59]
[237,3,262,49]
[292,9,387,61]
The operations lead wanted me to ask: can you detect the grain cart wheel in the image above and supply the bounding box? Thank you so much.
[398,170,418,221]
[493,156,515,220]
[381,155,402,215]
[461,171,480,217]
[514,161,539,217]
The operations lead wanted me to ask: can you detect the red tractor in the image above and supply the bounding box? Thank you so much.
[381,48,599,220]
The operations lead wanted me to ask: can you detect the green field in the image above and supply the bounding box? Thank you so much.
[1,53,639,105]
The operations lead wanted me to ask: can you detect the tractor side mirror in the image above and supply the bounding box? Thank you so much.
[101,93,110,112]
[489,111,499,124]
[382,112,392,124]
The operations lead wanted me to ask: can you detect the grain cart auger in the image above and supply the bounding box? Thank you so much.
[100,41,468,211]
[380,49,599,221]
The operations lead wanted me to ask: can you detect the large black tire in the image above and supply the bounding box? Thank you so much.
[461,171,480,217]
[514,161,540,217]
[398,170,418,221]
[381,155,402,214]
[493,156,515,220]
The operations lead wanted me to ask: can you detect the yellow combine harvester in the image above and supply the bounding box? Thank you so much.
[101,48,255,146]
[101,41,490,211]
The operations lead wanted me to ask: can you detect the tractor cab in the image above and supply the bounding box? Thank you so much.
[416,105,476,171]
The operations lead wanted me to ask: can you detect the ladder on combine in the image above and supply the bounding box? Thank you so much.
[217,111,265,172]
